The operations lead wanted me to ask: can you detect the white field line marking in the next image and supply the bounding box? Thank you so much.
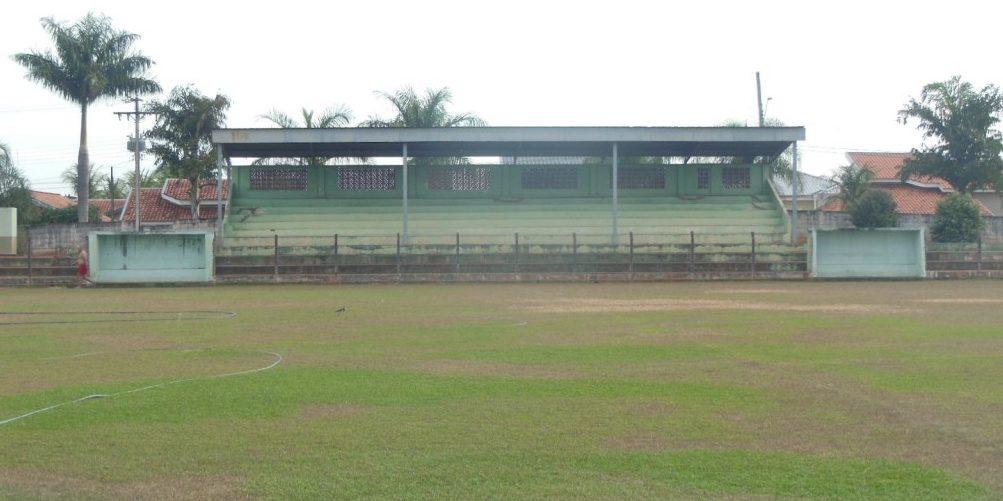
[0,351,283,427]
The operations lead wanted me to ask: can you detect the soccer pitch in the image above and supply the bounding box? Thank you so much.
[1,282,1001,500]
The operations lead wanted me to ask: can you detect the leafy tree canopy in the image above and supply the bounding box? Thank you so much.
[848,190,898,229]
[0,142,34,224]
[898,76,1003,193]
[831,164,874,208]
[146,85,230,218]
[931,193,985,242]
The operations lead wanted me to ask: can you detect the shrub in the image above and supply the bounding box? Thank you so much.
[31,205,100,224]
[848,190,898,228]
[932,193,985,242]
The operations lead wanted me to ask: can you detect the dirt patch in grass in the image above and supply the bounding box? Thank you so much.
[604,430,672,452]
[629,402,676,417]
[299,403,370,420]
[410,359,586,379]
[708,289,799,294]
[522,298,916,315]
[726,367,1003,493]
[915,298,1003,304]
[0,469,249,500]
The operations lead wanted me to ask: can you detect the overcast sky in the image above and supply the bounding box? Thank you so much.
[2,0,1001,195]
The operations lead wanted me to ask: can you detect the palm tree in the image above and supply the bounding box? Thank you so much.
[362,87,484,128]
[831,164,874,209]
[361,87,484,165]
[61,164,109,199]
[146,85,230,218]
[719,118,800,187]
[13,13,160,222]
[258,106,353,166]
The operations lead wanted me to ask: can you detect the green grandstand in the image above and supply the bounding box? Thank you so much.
[212,127,804,258]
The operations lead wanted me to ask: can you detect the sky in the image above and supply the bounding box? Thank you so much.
[1,0,1001,195]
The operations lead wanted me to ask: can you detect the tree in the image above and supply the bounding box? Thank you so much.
[146,85,230,218]
[931,193,985,242]
[898,76,1003,193]
[61,165,109,199]
[361,87,485,166]
[0,142,34,223]
[13,13,160,222]
[719,118,800,187]
[124,168,165,191]
[831,164,875,208]
[848,190,898,229]
[361,87,484,128]
[258,106,352,166]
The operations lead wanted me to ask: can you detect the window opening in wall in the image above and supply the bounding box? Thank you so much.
[428,167,491,191]
[722,167,751,189]
[338,167,396,191]
[613,167,666,189]
[249,167,308,191]
[697,167,710,190]
[521,166,578,189]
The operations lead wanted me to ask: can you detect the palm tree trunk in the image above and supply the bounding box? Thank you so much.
[77,103,90,223]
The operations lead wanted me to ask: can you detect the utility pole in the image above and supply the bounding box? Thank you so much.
[115,97,156,232]
[109,167,115,219]
[756,72,765,127]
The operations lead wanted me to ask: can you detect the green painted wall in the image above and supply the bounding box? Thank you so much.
[811,229,925,278]
[89,231,214,283]
[0,208,15,255]
[233,163,767,202]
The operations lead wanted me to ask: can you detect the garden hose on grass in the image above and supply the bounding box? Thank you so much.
[0,309,283,426]
[0,350,283,426]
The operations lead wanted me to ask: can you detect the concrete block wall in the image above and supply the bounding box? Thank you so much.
[790,210,1003,242]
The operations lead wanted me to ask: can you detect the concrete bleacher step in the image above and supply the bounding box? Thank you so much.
[223,194,791,253]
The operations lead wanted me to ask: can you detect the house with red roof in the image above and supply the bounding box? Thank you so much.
[119,179,229,226]
[826,152,995,216]
[29,191,121,222]
[29,190,75,210]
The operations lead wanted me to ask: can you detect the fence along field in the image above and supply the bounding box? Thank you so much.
[1,281,1001,499]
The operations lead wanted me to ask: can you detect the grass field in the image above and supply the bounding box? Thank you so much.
[1,281,1001,500]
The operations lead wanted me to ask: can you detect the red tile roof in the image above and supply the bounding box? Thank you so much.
[824,184,990,215]
[29,190,75,209]
[89,198,127,222]
[121,188,221,223]
[162,179,230,203]
[846,152,950,189]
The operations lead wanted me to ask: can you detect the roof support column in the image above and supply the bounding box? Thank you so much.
[612,142,619,242]
[791,142,799,243]
[216,146,224,246]
[402,143,409,244]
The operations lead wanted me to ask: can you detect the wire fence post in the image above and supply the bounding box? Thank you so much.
[572,232,577,274]
[334,234,339,275]
[27,228,33,287]
[455,233,461,275]
[977,234,982,272]
[628,231,634,275]
[396,233,401,275]
[689,231,695,276]
[514,232,520,273]
[751,231,757,278]
[273,234,279,279]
